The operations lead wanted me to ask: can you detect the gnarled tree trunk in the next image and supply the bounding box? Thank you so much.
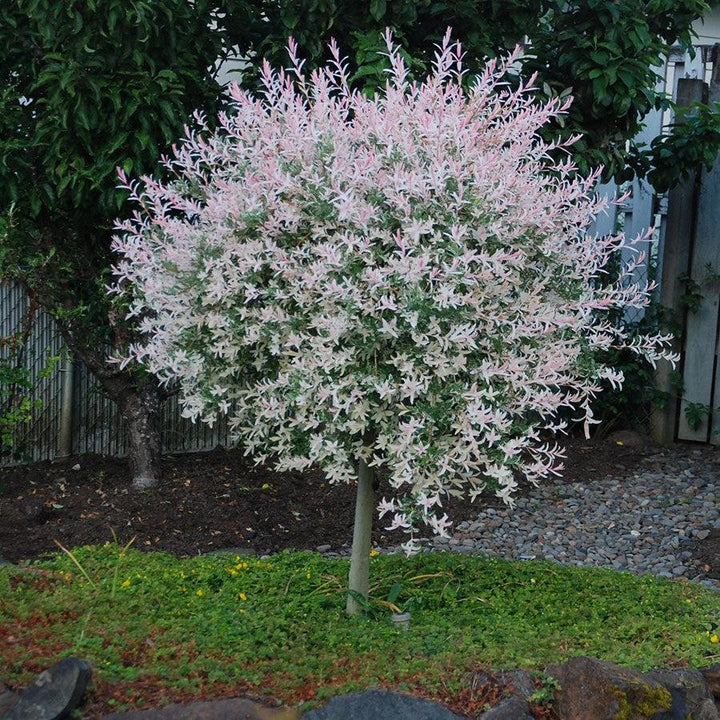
[59,334,164,490]
[114,378,162,489]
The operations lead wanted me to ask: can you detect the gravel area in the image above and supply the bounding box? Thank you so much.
[428,445,720,589]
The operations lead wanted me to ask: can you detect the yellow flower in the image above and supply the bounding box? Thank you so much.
[196,589,204,597]
[711,634,719,644]
[239,592,247,601]
[306,572,312,579]
[370,549,380,557]
[121,579,131,587]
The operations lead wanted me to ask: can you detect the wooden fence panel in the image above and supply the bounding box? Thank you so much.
[0,282,233,464]
[682,64,720,444]
[651,78,706,444]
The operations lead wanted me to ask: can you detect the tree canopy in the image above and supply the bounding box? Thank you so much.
[239,0,716,187]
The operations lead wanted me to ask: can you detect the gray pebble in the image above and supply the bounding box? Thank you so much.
[418,447,720,591]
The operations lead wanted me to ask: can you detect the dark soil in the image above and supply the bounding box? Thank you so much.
[2,433,717,574]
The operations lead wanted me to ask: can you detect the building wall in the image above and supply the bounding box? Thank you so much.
[694,8,720,45]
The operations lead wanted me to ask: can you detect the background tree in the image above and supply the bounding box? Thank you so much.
[239,0,716,187]
[0,0,260,486]
[112,35,676,613]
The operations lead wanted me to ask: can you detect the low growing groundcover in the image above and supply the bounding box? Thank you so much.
[1,545,719,715]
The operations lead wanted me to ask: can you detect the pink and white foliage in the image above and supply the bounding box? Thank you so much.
[111,31,676,552]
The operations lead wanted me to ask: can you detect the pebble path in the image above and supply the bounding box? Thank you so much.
[427,444,720,590]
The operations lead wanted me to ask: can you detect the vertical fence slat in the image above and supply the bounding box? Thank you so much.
[676,56,720,442]
[651,78,706,444]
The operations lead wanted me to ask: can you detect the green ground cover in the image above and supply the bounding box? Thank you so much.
[1,545,719,712]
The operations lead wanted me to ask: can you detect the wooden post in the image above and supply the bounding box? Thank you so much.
[650,78,705,445]
[704,50,720,444]
[56,350,74,458]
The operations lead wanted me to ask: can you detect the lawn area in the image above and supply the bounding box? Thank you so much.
[1,545,719,715]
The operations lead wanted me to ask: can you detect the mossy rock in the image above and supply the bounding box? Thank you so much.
[546,656,675,720]
[611,682,672,719]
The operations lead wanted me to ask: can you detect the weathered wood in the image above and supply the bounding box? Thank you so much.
[677,58,720,442]
[707,54,720,445]
[679,164,720,441]
[650,78,705,445]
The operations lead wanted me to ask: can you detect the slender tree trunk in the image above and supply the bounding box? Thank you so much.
[346,457,375,616]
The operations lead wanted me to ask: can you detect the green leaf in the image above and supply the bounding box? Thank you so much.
[369,0,387,21]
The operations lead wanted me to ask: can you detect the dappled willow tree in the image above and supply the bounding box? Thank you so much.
[235,0,716,186]
[113,35,676,613]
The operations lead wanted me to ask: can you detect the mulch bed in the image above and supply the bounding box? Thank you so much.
[1,434,702,565]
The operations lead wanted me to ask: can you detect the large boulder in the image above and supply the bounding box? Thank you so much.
[545,656,673,720]
[2,657,91,720]
[101,698,300,719]
[302,689,462,720]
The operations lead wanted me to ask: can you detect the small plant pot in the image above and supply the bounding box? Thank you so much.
[392,612,411,631]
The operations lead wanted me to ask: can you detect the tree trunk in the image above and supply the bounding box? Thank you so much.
[57,332,164,490]
[346,457,375,616]
[115,379,162,489]
[19,270,165,489]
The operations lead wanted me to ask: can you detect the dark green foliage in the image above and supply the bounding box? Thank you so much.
[0,0,245,342]
[587,335,660,435]
[0,0,259,479]
[523,0,714,182]
[633,100,720,192]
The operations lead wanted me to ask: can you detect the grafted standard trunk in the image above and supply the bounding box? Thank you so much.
[346,457,375,615]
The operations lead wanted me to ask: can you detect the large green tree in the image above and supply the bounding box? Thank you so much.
[0,0,259,486]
